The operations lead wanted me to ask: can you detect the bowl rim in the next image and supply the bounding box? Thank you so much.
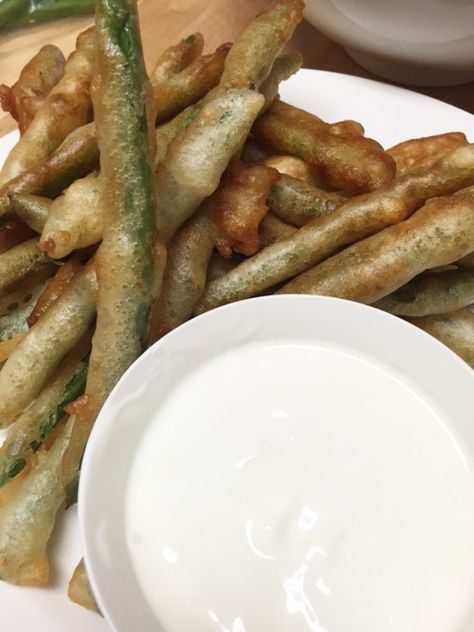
[303,1,474,69]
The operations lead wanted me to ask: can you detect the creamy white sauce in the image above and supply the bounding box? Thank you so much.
[126,340,474,632]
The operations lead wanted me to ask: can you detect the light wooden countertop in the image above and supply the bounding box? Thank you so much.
[0,0,472,138]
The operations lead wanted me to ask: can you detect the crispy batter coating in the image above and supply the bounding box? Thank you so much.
[0,45,66,135]
[155,43,231,123]
[408,308,474,368]
[260,52,302,110]
[8,192,50,233]
[0,238,53,295]
[0,29,95,187]
[155,88,264,242]
[219,0,304,90]
[388,132,468,177]
[374,269,474,316]
[28,255,82,326]
[149,33,204,86]
[0,419,73,586]
[0,262,97,427]
[68,559,100,612]
[149,212,217,342]
[279,187,474,302]
[40,173,102,258]
[195,144,474,314]
[0,122,99,217]
[253,100,396,193]
[211,162,279,256]
[268,174,344,226]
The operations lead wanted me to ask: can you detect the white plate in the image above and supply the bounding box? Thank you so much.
[0,68,473,632]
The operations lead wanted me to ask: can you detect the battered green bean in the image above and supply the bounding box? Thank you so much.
[253,100,396,193]
[0,418,73,586]
[0,338,89,487]
[0,44,66,135]
[0,261,97,427]
[149,212,217,341]
[408,309,474,368]
[268,174,344,226]
[8,192,50,233]
[61,0,161,489]
[0,122,99,217]
[195,144,474,314]
[260,52,303,110]
[68,559,99,612]
[374,269,474,316]
[388,132,468,177]
[155,88,264,242]
[40,173,102,258]
[0,28,94,186]
[155,43,231,123]
[279,188,474,302]
[219,0,304,90]
[0,238,54,296]
[149,33,204,86]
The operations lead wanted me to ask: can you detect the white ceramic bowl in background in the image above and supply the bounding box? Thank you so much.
[304,0,474,86]
[79,295,474,632]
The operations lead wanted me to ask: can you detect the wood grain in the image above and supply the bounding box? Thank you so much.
[0,0,472,139]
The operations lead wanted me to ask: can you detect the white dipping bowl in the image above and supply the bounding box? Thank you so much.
[78,295,474,631]
[304,0,474,86]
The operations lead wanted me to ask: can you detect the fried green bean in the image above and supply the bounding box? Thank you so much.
[408,309,474,368]
[253,100,396,193]
[155,88,264,242]
[374,269,474,316]
[8,192,50,233]
[0,261,97,427]
[388,132,468,177]
[149,32,204,86]
[260,52,303,110]
[0,45,66,135]
[195,144,474,314]
[0,237,54,296]
[155,43,231,123]
[0,418,73,586]
[0,338,89,487]
[40,173,102,258]
[68,560,99,612]
[279,188,474,302]
[259,212,296,246]
[268,174,344,226]
[219,0,304,90]
[0,28,94,186]
[149,212,217,342]
[0,122,99,217]
[61,0,161,491]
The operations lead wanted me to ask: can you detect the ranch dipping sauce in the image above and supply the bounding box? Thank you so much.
[126,340,474,632]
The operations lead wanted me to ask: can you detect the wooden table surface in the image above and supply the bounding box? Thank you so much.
[0,0,473,138]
